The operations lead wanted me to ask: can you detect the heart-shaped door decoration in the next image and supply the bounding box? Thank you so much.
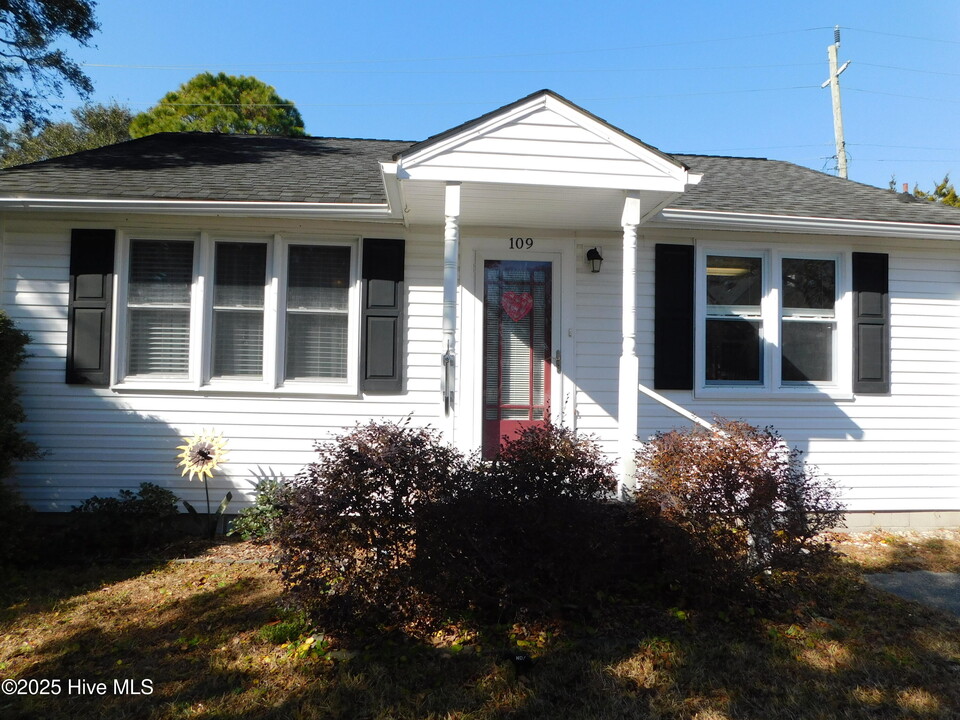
[501,292,534,322]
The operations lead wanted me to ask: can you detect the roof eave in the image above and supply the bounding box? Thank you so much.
[655,208,960,241]
[0,197,400,221]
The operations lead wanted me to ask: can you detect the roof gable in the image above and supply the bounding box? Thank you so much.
[396,90,701,192]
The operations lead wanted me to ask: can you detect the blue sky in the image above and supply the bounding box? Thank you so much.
[51,1,960,191]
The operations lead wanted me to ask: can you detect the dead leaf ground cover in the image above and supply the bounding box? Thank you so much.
[2,535,960,720]
[831,530,960,573]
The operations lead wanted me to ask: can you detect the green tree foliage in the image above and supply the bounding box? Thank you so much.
[1,102,133,167]
[914,175,960,208]
[129,72,306,138]
[0,0,98,125]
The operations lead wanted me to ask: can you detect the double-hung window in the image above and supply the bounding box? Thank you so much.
[212,241,268,379]
[780,258,837,384]
[705,254,764,384]
[126,239,195,378]
[284,245,351,381]
[699,249,845,393]
[119,234,358,391]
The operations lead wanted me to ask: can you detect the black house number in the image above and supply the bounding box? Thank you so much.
[509,237,534,250]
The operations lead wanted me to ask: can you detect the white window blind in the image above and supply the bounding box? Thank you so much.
[285,244,350,380]
[212,242,267,378]
[127,239,194,377]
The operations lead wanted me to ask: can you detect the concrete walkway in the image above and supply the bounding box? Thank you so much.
[865,571,960,618]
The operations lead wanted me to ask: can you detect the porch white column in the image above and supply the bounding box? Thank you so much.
[441,183,461,424]
[618,193,642,495]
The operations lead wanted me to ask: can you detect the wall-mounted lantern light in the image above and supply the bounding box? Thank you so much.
[586,247,604,273]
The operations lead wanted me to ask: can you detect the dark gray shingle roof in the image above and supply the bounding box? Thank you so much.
[672,154,960,227]
[0,133,958,227]
[0,133,414,204]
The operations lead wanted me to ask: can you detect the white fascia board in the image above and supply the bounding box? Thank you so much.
[397,165,693,193]
[541,94,694,184]
[0,196,396,220]
[378,162,405,220]
[399,97,548,167]
[654,208,960,241]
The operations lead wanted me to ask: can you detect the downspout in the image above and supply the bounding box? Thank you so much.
[441,183,461,417]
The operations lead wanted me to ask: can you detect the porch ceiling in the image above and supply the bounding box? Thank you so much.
[399,179,677,231]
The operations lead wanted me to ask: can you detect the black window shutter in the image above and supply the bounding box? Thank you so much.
[67,229,116,385]
[852,252,890,394]
[654,243,695,390]
[361,238,404,393]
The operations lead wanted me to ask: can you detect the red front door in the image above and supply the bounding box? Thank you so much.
[482,260,552,458]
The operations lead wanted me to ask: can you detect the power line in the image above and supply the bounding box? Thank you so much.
[82,61,823,75]
[846,87,960,104]
[842,27,960,45]
[61,85,821,111]
[857,62,960,78]
[710,144,834,152]
[77,27,831,70]
[851,158,960,164]
[850,143,960,152]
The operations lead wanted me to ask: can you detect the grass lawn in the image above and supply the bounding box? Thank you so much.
[2,534,960,720]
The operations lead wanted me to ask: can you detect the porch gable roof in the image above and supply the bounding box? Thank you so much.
[394,89,702,194]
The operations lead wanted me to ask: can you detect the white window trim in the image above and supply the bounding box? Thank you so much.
[694,243,853,400]
[113,231,201,388]
[111,230,361,395]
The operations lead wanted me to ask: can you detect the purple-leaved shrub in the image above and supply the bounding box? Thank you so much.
[635,418,844,596]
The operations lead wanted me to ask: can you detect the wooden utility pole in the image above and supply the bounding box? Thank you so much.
[822,26,850,179]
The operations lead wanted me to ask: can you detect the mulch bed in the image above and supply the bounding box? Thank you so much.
[168,538,280,564]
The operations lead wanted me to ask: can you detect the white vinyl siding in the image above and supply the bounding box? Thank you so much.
[4,217,960,519]
[634,233,960,514]
[402,105,688,191]
[2,220,443,512]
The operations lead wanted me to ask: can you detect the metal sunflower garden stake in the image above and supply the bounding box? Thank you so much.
[177,430,232,538]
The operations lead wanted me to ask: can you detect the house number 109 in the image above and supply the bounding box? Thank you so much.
[509,237,534,250]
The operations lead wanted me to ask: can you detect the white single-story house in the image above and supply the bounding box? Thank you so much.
[3,89,960,529]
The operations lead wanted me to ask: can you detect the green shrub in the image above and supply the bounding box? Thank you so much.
[0,311,41,567]
[0,479,35,567]
[634,418,843,598]
[258,608,311,645]
[69,482,181,557]
[0,310,39,481]
[229,474,290,541]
